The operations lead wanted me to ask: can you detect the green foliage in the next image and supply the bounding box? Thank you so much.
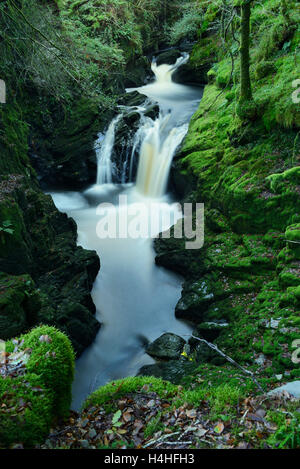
[267,410,300,449]
[144,411,163,438]
[168,2,203,45]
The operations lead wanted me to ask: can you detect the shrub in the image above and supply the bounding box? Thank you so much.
[254,61,277,80]
[168,2,203,45]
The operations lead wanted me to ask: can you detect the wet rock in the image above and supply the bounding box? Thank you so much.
[144,104,160,120]
[173,63,208,86]
[146,333,186,360]
[118,91,145,107]
[155,49,182,66]
[188,337,226,365]
[0,181,100,355]
[175,279,215,322]
[192,321,228,342]
[138,359,196,384]
[0,273,41,340]
[29,96,103,190]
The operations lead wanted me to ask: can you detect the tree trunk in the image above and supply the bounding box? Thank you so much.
[240,1,252,102]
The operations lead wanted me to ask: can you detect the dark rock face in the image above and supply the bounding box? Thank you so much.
[155,49,182,66]
[28,96,104,191]
[172,62,209,86]
[0,176,100,355]
[138,360,196,384]
[146,333,186,360]
[193,342,226,365]
[192,321,228,343]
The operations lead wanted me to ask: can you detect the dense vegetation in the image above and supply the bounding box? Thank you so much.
[0,0,299,449]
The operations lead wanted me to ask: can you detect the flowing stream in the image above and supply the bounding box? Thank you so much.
[50,55,203,410]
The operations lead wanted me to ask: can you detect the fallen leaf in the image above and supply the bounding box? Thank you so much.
[214,422,224,434]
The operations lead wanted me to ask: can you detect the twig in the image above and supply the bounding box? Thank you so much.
[240,409,249,424]
[143,431,180,448]
[285,239,300,245]
[158,440,192,446]
[187,334,264,393]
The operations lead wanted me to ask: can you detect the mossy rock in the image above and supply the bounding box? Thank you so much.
[0,373,53,448]
[138,360,197,384]
[146,333,186,360]
[83,376,179,409]
[0,273,41,339]
[0,326,75,447]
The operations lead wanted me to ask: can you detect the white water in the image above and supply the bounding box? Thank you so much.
[49,55,203,410]
[94,53,203,196]
[96,114,123,185]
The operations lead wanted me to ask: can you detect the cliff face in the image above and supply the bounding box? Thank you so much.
[0,102,100,355]
[154,0,300,381]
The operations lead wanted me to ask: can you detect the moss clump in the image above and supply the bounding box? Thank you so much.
[0,326,75,447]
[83,376,179,410]
[254,60,277,80]
[8,325,75,417]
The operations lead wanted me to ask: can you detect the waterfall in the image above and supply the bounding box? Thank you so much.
[136,118,188,197]
[94,52,202,197]
[96,114,122,185]
[132,53,195,198]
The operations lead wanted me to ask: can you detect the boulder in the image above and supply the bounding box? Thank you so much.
[146,333,186,360]
[192,321,228,342]
[155,49,182,66]
[268,381,300,399]
[138,359,196,384]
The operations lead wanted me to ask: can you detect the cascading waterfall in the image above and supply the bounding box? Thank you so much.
[96,114,122,185]
[136,119,188,197]
[94,52,202,198]
[127,53,194,198]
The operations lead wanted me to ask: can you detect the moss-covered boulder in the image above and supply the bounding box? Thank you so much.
[0,326,75,448]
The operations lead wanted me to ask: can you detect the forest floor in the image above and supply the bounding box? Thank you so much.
[36,383,299,450]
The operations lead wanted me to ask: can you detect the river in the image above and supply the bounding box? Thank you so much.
[50,54,203,410]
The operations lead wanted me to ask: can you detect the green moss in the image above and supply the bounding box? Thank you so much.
[10,325,75,418]
[0,325,75,447]
[254,60,277,80]
[0,273,41,339]
[84,376,179,410]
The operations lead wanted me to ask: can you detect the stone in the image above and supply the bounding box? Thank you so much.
[138,360,197,384]
[146,333,186,360]
[254,354,266,366]
[192,321,228,342]
[268,381,300,398]
[88,428,97,439]
[155,49,182,66]
[79,439,89,448]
